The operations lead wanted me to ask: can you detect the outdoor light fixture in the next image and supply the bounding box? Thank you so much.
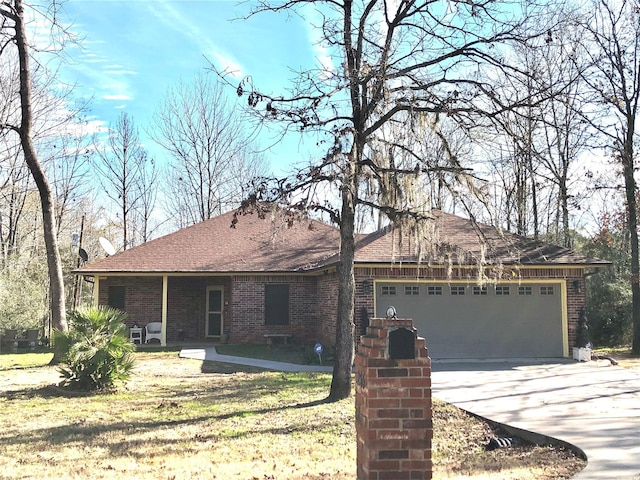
[573,280,582,293]
[386,306,397,319]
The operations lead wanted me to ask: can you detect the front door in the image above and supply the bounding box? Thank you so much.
[206,286,224,337]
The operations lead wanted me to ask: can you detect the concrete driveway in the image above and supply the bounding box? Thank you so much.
[431,359,640,479]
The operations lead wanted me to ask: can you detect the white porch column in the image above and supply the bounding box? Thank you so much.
[161,275,168,346]
[93,276,100,306]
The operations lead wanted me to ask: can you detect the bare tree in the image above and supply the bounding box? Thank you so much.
[576,0,640,355]
[224,0,553,400]
[149,73,268,228]
[42,127,92,239]
[0,0,67,332]
[131,155,159,244]
[483,20,594,248]
[483,37,554,240]
[0,139,30,263]
[536,32,592,248]
[93,112,153,250]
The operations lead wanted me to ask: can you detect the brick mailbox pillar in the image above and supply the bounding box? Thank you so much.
[355,317,432,480]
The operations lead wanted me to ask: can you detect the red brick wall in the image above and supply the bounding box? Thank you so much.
[166,277,232,343]
[98,276,232,343]
[231,275,319,343]
[354,274,375,345]
[98,276,162,328]
[316,272,339,345]
[355,317,433,480]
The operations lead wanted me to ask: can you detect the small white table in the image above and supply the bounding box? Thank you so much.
[130,326,143,344]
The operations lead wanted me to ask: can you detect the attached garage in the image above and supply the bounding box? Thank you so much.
[374,281,566,359]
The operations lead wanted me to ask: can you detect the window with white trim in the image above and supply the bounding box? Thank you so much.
[518,286,532,295]
[404,285,420,295]
[472,286,488,296]
[427,286,443,296]
[450,286,466,295]
[381,285,397,296]
[540,286,555,295]
[495,286,510,296]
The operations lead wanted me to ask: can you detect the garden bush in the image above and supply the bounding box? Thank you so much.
[53,306,135,391]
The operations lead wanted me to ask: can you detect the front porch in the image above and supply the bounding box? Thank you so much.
[95,274,332,347]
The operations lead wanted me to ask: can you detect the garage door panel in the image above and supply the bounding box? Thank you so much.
[375,282,563,359]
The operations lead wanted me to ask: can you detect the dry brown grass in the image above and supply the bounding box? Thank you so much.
[0,352,585,479]
[433,401,584,479]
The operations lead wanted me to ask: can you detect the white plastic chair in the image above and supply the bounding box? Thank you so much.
[144,322,162,343]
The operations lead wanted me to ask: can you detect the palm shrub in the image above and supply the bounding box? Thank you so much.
[53,306,135,391]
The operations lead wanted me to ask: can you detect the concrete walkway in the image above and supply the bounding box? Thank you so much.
[179,347,333,373]
[180,347,640,479]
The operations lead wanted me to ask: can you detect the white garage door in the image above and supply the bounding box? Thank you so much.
[375,282,564,359]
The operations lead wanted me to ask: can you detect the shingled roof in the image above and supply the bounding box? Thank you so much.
[353,210,609,266]
[78,209,341,274]
[77,208,608,275]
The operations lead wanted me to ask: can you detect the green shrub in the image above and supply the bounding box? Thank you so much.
[53,306,135,391]
[0,254,48,333]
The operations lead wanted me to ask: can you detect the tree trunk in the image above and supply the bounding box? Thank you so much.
[622,130,640,355]
[560,176,570,248]
[328,161,357,401]
[14,0,67,333]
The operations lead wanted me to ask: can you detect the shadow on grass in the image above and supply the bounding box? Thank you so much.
[0,392,341,457]
[200,361,268,374]
[0,353,345,462]
[214,397,333,421]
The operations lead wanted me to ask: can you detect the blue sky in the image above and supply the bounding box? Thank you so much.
[56,0,326,174]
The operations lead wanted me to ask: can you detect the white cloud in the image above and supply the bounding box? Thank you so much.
[103,94,132,101]
[104,68,139,76]
[209,51,243,78]
[83,54,106,64]
[146,0,245,77]
[301,4,335,74]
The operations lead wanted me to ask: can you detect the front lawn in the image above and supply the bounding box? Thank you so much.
[0,351,584,479]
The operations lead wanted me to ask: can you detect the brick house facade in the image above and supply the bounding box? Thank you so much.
[81,208,605,357]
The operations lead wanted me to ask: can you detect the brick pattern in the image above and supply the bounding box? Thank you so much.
[98,277,162,328]
[167,277,232,343]
[316,273,339,345]
[355,317,433,480]
[99,276,232,343]
[231,275,319,343]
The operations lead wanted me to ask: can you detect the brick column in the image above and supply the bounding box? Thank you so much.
[355,317,433,480]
